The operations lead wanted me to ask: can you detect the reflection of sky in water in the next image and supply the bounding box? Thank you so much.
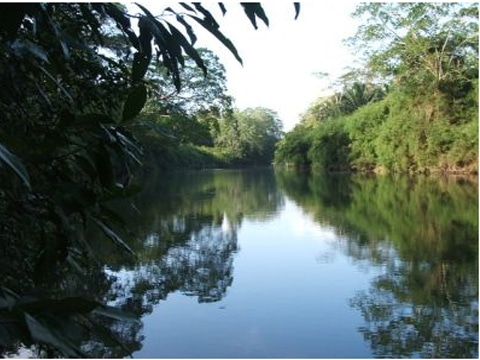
[132,196,378,358]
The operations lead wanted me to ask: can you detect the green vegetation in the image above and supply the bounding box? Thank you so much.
[139,103,284,170]
[275,3,478,174]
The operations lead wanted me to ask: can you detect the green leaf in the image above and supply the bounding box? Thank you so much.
[122,84,147,122]
[0,142,31,190]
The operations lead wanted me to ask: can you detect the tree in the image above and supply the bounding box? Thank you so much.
[347,3,478,95]
[339,82,385,114]
[274,123,313,167]
[237,107,284,163]
[139,48,233,148]
[146,48,233,116]
[215,107,283,164]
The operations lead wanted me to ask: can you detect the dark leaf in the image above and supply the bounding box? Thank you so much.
[99,205,126,227]
[20,297,99,315]
[38,65,73,102]
[25,313,86,358]
[115,130,142,155]
[153,19,183,65]
[188,14,243,64]
[91,217,135,255]
[66,254,86,275]
[219,3,227,16]
[294,3,301,20]
[0,142,31,190]
[93,305,141,323]
[103,3,140,50]
[173,13,197,45]
[57,32,70,60]
[76,113,115,125]
[192,3,220,29]
[94,145,114,188]
[123,84,147,122]
[75,153,97,181]
[135,2,158,22]
[0,287,18,310]
[167,22,207,74]
[241,3,269,29]
[179,2,196,13]
[12,39,49,62]
[137,16,153,60]
[132,52,151,82]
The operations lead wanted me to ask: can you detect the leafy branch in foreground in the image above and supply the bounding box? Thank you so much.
[0,2,300,357]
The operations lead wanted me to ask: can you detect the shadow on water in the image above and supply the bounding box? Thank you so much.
[276,169,478,358]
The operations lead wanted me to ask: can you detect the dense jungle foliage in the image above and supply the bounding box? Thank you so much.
[275,3,478,174]
[0,3,294,357]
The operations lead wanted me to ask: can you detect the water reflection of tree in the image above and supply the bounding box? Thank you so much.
[106,214,238,316]
[348,241,478,358]
[92,168,282,354]
[0,168,283,357]
[277,170,478,358]
[101,168,282,311]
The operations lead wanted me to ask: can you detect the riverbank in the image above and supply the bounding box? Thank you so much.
[274,88,478,176]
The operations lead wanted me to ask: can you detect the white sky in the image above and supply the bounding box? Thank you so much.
[134,1,360,131]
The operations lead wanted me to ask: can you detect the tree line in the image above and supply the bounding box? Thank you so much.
[275,3,478,174]
[138,47,284,170]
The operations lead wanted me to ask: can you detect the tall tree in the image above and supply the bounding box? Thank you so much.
[347,2,478,95]
[146,48,233,116]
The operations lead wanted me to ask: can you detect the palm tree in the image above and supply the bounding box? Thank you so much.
[340,82,385,114]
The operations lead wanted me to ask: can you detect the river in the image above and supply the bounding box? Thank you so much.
[97,168,478,358]
[4,167,477,358]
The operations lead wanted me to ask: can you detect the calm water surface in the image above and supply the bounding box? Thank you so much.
[99,168,478,358]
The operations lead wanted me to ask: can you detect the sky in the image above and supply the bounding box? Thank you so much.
[135,2,361,131]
